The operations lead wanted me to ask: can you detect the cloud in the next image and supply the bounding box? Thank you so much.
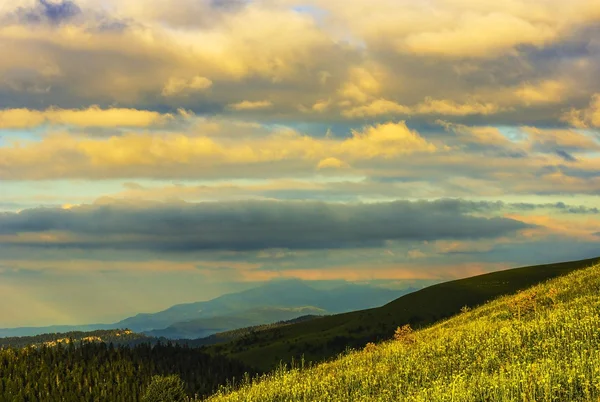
[161,76,212,97]
[436,120,512,147]
[342,98,500,118]
[521,126,600,152]
[0,0,596,126]
[316,157,348,170]
[555,149,577,162]
[402,12,556,57]
[338,121,437,159]
[562,94,600,128]
[0,199,532,251]
[0,121,438,179]
[227,100,273,111]
[0,106,173,128]
[13,0,82,25]
[514,79,569,106]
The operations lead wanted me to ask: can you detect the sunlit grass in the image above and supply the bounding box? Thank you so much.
[204,263,600,401]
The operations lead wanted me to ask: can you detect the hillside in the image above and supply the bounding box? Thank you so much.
[205,261,600,401]
[146,307,327,339]
[0,328,152,349]
[185,315,323,347]
[0,341,255,401]
[205,256,600,371]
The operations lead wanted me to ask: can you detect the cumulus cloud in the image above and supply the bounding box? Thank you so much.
[0,0,597,124]
[338,121,437,159]
[0,199,533,251]
[402,12,556,58]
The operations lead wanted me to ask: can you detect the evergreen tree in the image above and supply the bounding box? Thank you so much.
[142,375,187,402]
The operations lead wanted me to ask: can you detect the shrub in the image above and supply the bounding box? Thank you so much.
[393,324,415,344]
[363,342,377,353]
[142,374,188,402]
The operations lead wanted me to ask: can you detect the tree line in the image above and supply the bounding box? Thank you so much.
[0,340,255,401]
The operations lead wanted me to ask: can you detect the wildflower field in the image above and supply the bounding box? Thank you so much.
[204,263,600,401]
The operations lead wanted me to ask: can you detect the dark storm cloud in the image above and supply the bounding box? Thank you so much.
[0,199,533,251]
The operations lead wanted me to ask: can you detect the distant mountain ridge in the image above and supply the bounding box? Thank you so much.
[113,279,412,337]
[0,279,414,338]
[144,306,328,339]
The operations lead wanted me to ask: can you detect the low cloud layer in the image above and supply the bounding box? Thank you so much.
[0,199,532,251]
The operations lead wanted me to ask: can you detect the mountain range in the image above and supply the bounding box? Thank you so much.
[0,279,416,339]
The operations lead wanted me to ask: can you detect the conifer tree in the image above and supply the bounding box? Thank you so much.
[142,374,188,402]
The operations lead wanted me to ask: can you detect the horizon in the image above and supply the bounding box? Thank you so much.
[2,0,600,328]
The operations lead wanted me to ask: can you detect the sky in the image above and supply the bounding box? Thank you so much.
[1,0,600,327]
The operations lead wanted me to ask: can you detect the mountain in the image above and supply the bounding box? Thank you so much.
[0,279,412,338]
[115,279,411,334]
[145,306,328,339]
[205,260,600,401]
[203,256,600,372]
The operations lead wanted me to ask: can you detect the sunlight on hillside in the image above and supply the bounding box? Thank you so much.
[205,263,600,401]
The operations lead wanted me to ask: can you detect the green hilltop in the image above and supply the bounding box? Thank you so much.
[206,259,600,401]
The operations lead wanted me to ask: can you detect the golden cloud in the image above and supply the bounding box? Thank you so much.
[161,76,213,97]
[0,106,172,128]
[514,80,568,106]
[521,126,600,150]
[561,94,600,128]
[402,13,556,57]
[0,0,597,125]
[338,121,437,159]
[317,157,349,170]
[436,120,511,146]
[343,98,500,118]
[227,100,274,111]
[0,121,437,179]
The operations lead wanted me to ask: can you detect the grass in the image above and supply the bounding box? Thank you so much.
[204,261,600,401]
[204,256,600,372]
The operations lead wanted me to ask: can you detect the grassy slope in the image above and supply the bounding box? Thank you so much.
[206,261,600,401]
[206,257,600,372]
